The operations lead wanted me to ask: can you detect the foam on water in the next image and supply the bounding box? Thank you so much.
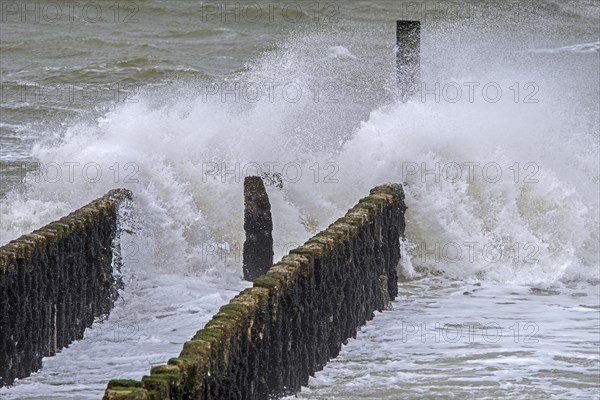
[330,95,598,285]
[533,40,600,54]
[284,279,600,399]
[0,11,598,397]
[1,23,598,287]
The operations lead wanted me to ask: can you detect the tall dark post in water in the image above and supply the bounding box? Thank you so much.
[396,20,421,96]
[243,176,274,281]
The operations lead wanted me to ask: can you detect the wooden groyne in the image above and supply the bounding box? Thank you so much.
[104,184,406,400]
[0,189,132,387]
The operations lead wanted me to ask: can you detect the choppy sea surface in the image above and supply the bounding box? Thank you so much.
[1,1,598,398]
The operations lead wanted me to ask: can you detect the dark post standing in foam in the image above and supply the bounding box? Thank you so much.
[396,20,421,95]
[103,184,406,400]
[243,176,274,281]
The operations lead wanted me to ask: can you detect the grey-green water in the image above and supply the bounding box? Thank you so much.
[1,1,599,399]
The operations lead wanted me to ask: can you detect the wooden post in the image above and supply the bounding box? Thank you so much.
[243,176,274,281]
[396,20,421,96]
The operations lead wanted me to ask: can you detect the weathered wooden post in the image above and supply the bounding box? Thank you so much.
[396,20,421,99]
[243,176,274,281]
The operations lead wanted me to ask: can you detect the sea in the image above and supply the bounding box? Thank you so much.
[0,1,598,399]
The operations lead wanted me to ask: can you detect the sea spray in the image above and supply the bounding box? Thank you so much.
[1,16,597,286]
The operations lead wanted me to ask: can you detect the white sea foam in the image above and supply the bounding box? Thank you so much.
[327,45,357,59]
[1,28,598,286]
[0,16,598,398]
[532,41,600,54]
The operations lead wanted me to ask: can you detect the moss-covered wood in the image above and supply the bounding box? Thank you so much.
[0,189,132,387]
[104,184,405,400]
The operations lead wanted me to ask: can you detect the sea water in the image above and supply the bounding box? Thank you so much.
[0,1,598,398]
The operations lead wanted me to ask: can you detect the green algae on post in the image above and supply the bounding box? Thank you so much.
[102,184,405,400]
